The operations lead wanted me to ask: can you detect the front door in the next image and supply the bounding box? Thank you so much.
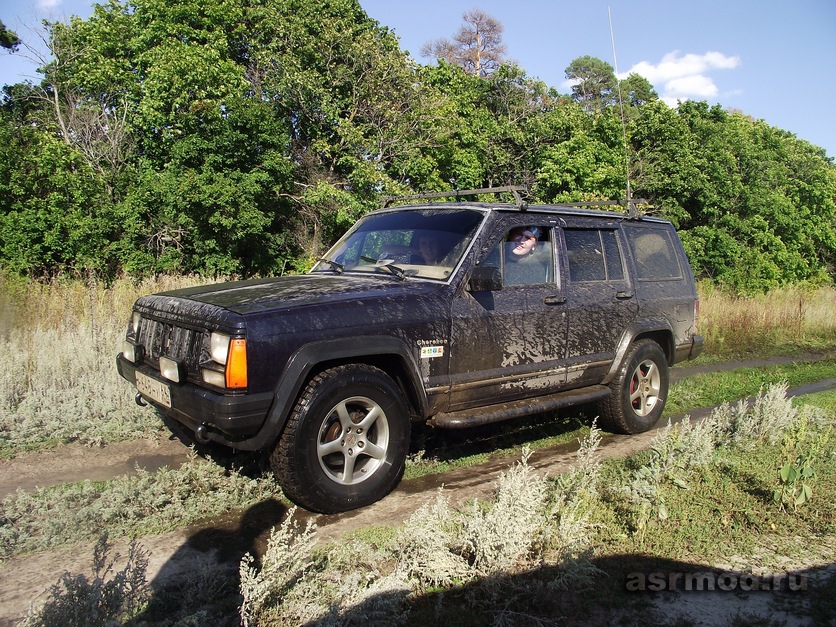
[447,222,569,411]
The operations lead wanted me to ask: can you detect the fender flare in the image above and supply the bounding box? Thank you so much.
[240,335,426,451]
[602,319,674,386]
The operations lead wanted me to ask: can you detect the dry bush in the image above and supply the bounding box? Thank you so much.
[20,534,149,627]
[240,434,606,624]
[707,382,799,447]
[239,507,409,626]
[460,447,549,576]
[0,273,211,335]
[0,275,212,454]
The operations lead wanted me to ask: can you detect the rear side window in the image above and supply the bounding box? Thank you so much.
[624,226,683,280]
[565,229,625,282]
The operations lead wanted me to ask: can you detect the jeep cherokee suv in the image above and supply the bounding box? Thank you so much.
[117,194,703,513]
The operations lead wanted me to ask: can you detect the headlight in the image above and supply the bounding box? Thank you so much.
[203,333,247,389]
[131,311,142,335]
[210,332,230,364]
[122,340,137,363]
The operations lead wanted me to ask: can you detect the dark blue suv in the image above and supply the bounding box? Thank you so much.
[118,196,703,513]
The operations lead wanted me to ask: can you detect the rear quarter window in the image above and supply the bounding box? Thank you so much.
[624,226,683,281]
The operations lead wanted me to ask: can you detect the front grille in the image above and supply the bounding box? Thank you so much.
[136,318,206,380]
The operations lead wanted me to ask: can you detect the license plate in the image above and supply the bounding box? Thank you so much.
[136,371,171,408]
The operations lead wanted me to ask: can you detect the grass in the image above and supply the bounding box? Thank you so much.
[14,385,836,625]
[696,281,836,359]
[0,274,833,457]
[239,389,836,624]
[400,358,836,484]
[666,357,836,415]
[1,274,835,623]
[0,273,213,457]
[0,451,282,560]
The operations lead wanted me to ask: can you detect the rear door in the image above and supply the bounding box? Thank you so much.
[561,224,639,387]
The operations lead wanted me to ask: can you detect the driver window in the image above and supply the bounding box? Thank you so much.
[480,226,553,286]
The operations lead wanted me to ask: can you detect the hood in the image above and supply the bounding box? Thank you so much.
[154,273,440,316]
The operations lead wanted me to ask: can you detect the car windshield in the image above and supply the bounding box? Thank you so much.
[311,208,486,281]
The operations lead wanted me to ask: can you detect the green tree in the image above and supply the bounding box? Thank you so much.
[0,20,20,51]
[565,55,617,115]
[0,109,113,276]
[534,104,626,202]
[631,100,836,292]
[419,62,557,193]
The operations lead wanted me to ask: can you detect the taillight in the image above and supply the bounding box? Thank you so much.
[694,299,700,330]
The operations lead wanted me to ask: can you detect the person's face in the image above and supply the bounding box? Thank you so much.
[419,236,440,263]
[509,230,536,257]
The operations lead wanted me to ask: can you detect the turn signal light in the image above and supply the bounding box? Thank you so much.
[225,339,248,388]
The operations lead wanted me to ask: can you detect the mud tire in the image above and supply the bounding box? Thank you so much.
[270,364,410,513]
[599,339,669,434]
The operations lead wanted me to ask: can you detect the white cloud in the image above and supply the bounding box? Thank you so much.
[621,50,741,105]
[666,75,718,98]
[36,0,63,9]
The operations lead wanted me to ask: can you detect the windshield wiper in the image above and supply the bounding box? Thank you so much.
[361,256,407,280]
[318,258,344,274]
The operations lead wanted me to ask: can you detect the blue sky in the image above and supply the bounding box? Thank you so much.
[2,0,834,158]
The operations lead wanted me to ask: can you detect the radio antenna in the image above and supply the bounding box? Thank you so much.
[609,6,638,217]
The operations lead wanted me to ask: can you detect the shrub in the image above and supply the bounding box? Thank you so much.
[460,447,548,576]
[240,432,606,623]
[20,534,149,626]
[239,507,409,626]
[707,382,798,446]
[391,490,470,589]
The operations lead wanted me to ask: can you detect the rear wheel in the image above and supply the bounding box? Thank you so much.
[270,364,411,513]
[599,339,669,434]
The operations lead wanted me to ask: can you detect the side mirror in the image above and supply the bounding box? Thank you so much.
[468,266,502,292]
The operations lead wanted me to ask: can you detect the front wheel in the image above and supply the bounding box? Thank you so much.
[270,364,411,513]
[599,339,669,434]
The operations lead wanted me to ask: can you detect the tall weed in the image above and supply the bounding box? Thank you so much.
[698,283,836,356]
[0,275,211,455]
[20,534,149,627]
[240,432,606,624]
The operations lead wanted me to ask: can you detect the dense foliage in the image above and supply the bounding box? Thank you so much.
[1,0,834,292]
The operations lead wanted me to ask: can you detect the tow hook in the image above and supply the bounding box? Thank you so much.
[135,393,147,407]
[195,423,211,444]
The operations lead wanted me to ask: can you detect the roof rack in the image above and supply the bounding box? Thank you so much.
[382,185,529,210]
[381,187,651,218]
[561,198,650,219]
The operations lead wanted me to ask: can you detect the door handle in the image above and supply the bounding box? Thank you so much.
[544,295,567,305]
[615,290,634,300]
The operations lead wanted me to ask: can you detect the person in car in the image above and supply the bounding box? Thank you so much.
[416,233,443,265]
[504,226,549,285]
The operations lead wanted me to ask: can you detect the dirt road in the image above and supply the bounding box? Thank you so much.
[1,358,834,626]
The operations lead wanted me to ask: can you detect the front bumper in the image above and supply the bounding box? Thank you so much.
[116,355,274,448]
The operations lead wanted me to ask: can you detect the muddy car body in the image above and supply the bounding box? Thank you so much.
[117,200,703,513]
